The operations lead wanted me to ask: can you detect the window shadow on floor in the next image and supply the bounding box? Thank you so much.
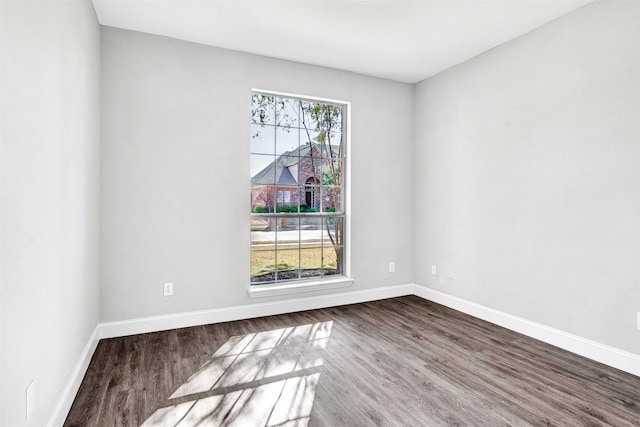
[141,321,333,426]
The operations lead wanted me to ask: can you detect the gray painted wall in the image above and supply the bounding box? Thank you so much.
[0,1,101,426]
[414,1,640,354]
[100,27,415,322]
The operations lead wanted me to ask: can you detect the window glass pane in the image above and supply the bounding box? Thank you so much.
[275,126,299,156]
[318,188,329,213]
[300,129,322,147]
[251,185,276,213]
[250,246,276,283]
[325,132,343,155]
[321,186,342,212]
[297,142,320,211]
[316,159,333,186]
[300,177,320,212]
[324,217,343,247]
[276,97,299,129]
[250,212,271,232]
[276,218,299,243]
[300,216,323,276]
[276,249,300,282]
[251,94,275,125]
[300,215,321,240]
[319,142,335,160]
[251,124,275,154]
[251,222,275,245]
[296,154,315,185]
[332,158,344,183]
[298,100,315,129]
[323,215,343,277]
[331,106,343,133]
[300,246,323,278]
[251,154,275,182]
[321,244,342,276]
[299,101,340,130]
[309,104,342,133]
[276,189,293,208]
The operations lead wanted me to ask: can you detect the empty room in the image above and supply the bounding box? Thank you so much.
[1,0,639,425]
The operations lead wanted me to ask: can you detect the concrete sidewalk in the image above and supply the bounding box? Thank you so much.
[251,228,333,243]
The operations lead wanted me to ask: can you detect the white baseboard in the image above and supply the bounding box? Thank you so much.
[412,284,640,377]
[98,283,415,339]
[46,325,100,427]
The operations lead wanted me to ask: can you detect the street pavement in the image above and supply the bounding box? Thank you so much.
[251,228,332,243]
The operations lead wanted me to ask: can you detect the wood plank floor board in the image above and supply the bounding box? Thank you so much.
[64,296,640,426]
[481,343,639,425]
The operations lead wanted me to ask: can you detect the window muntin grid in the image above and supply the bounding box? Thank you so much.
[250,92,346,285]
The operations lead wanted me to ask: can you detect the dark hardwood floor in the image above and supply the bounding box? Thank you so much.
[64,296,640,426]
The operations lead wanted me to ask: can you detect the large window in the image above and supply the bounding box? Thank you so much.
[250,91,347,286]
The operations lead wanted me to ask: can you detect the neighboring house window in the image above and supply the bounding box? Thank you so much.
[250,91,347,285]
[277,190,290,206]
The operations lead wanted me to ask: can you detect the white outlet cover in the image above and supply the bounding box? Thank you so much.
[637,312,640,330]
[431,265,437,275]
[388,262,395,273]
[448,270,454,279]
[26,380,35,420]
[164,282,174,296]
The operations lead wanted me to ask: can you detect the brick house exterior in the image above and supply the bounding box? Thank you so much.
[251,143,339,212]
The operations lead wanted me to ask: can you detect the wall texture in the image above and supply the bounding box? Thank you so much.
[414,1,640,354]
[100,27,415,322]
[0,1,101,426]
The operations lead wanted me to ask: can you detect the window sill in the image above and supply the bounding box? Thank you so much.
[248,276,354,299]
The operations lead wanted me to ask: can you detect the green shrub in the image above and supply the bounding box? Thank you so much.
[299,204,317,213]
[268,204,323,213]
[276,205,293,213]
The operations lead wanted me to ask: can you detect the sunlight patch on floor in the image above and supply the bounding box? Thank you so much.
[141,373,319,427]
[141,321,332,426]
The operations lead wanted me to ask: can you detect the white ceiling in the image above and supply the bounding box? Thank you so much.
[92,0,592,83]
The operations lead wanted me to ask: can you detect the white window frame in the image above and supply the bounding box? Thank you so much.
[249,89,352,298]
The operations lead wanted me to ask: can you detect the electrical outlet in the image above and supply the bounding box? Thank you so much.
[26,380,35,420]
[388,262,395,273]
[431,265,437,275]
[637,312,640,330]
[448,270,454,280]
[163,282,174,296]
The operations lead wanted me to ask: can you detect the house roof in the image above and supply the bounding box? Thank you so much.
[251,145,310,187]
[251,143,339,187]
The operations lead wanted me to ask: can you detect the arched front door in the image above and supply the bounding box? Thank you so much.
[305,177,318,209]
